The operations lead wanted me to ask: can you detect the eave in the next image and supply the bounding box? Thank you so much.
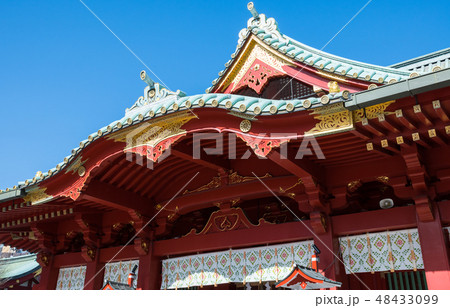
[207,12,411,94]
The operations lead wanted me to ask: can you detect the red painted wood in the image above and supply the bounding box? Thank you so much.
[32,259,58,290]
[439,201,450,223]
[155,175,299,213]
[316,219,348,290]
[416,206,450,290]
[282,65,368,92]
[53,252,86,268]
[153,220,313,256]
[332,206,417,236]
[99,245,137,263]
[136,244,161,290]
[84,259,104,290]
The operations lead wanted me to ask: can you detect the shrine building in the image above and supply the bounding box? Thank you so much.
[1,3,450,290]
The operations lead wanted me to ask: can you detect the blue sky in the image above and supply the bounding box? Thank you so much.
[0,0,449,190]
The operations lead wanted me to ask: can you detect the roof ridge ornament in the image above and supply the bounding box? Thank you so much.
[238,3,283,47]
[247,2,259,19]
[127,71,186,112]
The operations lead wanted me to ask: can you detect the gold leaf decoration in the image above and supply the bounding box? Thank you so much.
[183,170,272,195]
[106,111,196,149]
[353,101,394,123]
[23,187,52,204]
[305,103,353,136]
[65,156,88,175]
[279,178,303,193]
[347,180,362,193]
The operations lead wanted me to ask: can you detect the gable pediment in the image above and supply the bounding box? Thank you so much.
[214,36,296,94]
[208,8,411,95]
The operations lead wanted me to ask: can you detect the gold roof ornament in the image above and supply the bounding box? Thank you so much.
[328,81,340,93]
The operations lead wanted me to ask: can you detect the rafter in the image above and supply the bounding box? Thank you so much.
[377,114,402,133]
[432,100,450,122]
[395,109,417,130]
[413,104,433,126]
[267,149,329,218]
[81,180,154,215]
[361,118,388,137]
[171,142,230,173]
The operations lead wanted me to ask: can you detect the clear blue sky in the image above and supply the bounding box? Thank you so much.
[0,0,449,190]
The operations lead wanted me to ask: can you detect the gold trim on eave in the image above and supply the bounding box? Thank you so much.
[106,111,196,149]
[305,101,395,137]
[23,187,53,205]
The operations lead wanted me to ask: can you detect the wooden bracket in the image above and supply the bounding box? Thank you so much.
[81,245,97,262]
[401,145,434,222]
[74,213,99,247]
[310,211,327,235]
[134,237,151,256]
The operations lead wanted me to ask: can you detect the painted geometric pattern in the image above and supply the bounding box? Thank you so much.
[161,240,313,289]
[104,260,139,289]
[56,265,87,290]
[339,228,424,274]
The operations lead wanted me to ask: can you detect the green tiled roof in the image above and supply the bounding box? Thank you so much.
[207,8,412,92]
[0,254,40,282]
[0,88,348,195]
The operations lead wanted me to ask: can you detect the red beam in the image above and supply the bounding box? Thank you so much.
[53,252,86,268]
[156,175,299,214]
[439,201,450,223]
[99,245,137,263]
[153,220,313,256]
[332,205,417,236]
[81,180,153,215]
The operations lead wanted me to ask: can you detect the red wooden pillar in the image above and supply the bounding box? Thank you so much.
[83,260,105,290]
[314,216,348,290]
[416,205,450,289]
[136,242,161,290]
[33,254,59,290]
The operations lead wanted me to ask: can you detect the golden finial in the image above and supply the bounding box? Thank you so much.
[328,81,340,93]
[35,171,43,178]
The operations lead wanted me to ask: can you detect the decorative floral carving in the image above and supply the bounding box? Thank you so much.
[376,176,390,184]
[65,156,88,175]
[229,170,271,184]
[82,245,96,261]
[126,134,185,163]
[37,252,51,267]
[240,119,252,132]
[279,178,303,193]
[23,187,52,204]
[234,59,284,93]
[184,207,273,237]
[347,180,362,193]
[59,159,103,201]
[108,112,194,145]
[183,170,272,195]
[305,103,353,136]
[353,101,394,123]
[236,133,290,157]
[183,175,221,195]
[230,44,289,93]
